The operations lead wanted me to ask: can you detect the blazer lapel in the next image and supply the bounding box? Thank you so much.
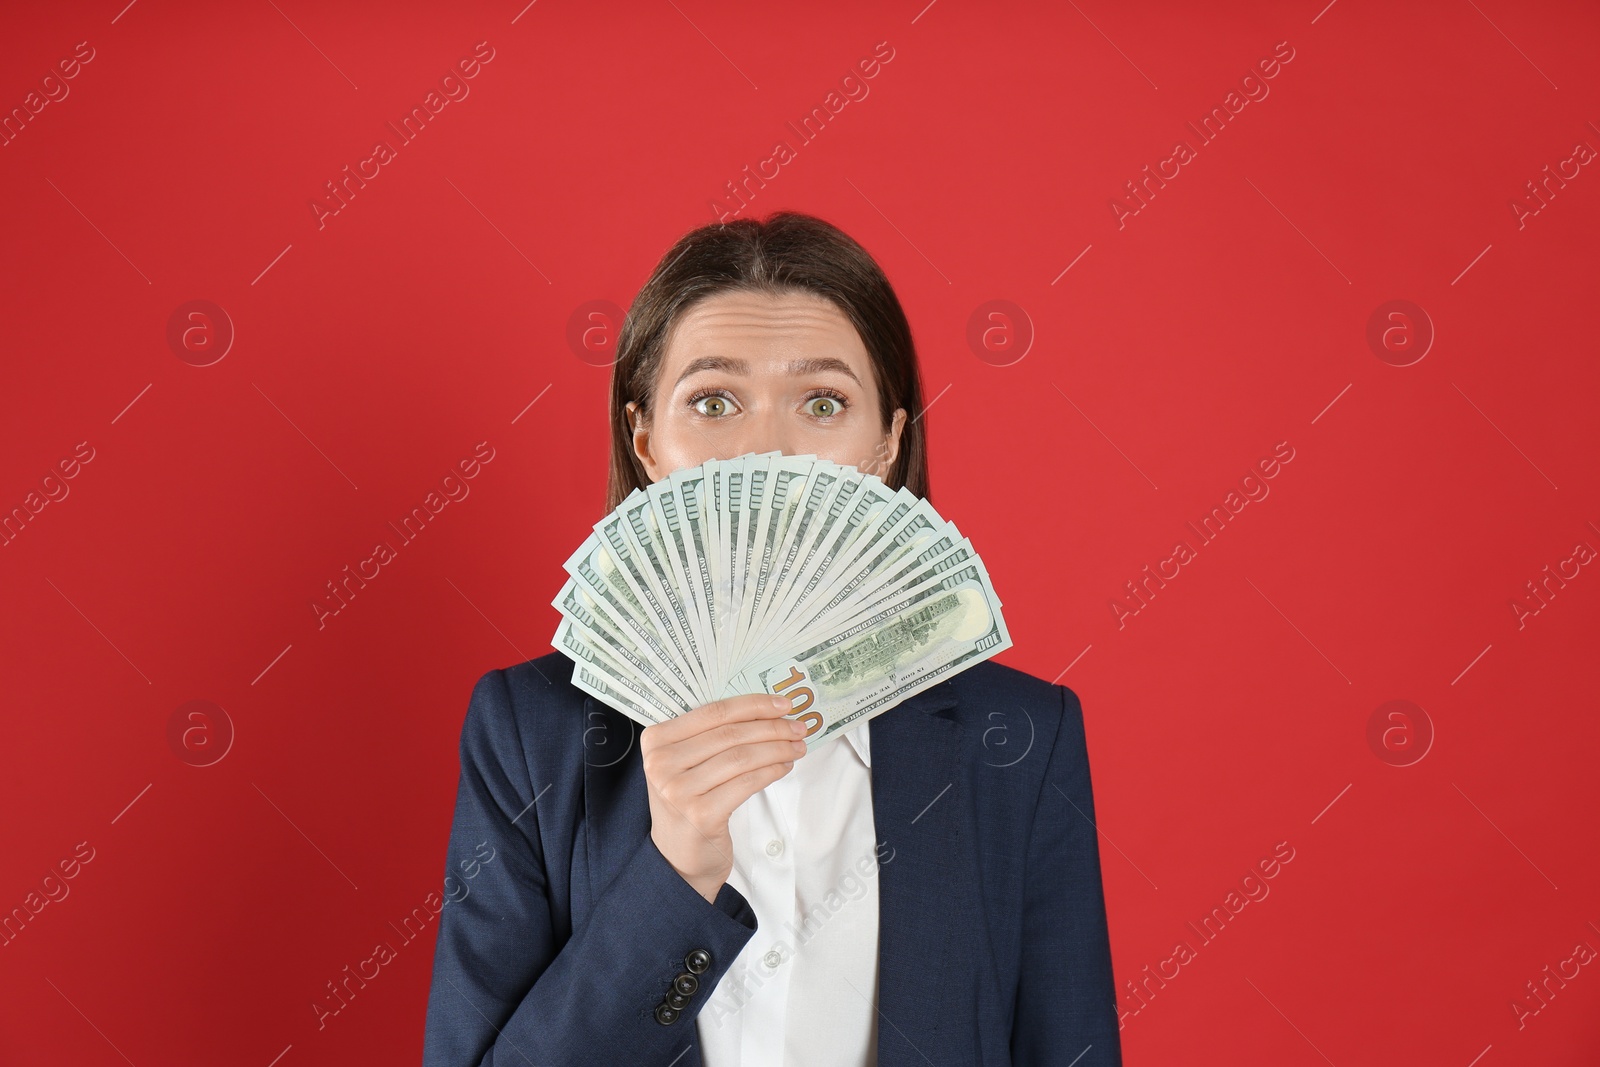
[579,684,968,1067]
[868,679,967,1067]
[580,701,711,1066]
[580,696,650,912]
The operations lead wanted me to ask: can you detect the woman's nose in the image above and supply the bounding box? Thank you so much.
[735,412,794,458]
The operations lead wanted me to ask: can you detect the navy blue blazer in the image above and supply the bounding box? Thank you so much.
[422,651,1122,1066]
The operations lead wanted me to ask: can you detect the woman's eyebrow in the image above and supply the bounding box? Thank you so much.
[673,355,862,388]
[782,357,862,385]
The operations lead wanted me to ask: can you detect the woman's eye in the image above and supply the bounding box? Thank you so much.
[693,394,733,417]
[805,396,843,418]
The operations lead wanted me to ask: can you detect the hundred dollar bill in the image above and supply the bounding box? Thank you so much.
[724,454,771,676]
[710,458,734,690]
[778,536,977,670]
[558,539,703,706]
[813,535,971,643]
[643,479,713,687]
[747,472,876,655]
[724,557,1012,746]
[552,584,694,714]
[550,452,1013,736]
[728,456,814,674]
[553,616,678,722]
[780,496,944,645]
[752,478,905,653]
[619,490,710,687]
[709,451,785,694]
[570,660,666,730]
[664,467,719,683]
[744,463,841,662]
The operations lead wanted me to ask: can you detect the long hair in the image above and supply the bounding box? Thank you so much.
[605,211,930,512]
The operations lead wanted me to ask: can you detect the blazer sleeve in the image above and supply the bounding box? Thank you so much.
[1010,684,1124,1066]
[422,668,761,1066]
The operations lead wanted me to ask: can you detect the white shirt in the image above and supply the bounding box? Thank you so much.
[695,724,881,1066]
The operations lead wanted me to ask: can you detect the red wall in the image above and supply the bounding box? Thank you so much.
[2,1,1597,1063]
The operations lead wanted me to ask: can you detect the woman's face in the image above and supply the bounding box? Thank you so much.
[627,289,907,482]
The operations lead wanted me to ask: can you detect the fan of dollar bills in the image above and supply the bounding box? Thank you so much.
[550,452,1011,746]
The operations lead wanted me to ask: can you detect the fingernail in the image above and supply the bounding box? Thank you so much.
[770,695,789,711]
[789,720,806,736]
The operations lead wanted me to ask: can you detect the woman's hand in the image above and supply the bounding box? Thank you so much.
[642,694,809,903]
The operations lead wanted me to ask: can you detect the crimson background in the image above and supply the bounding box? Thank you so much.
[2,0,1597,1064]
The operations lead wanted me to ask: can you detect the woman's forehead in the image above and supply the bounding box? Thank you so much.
[664,290,866,362]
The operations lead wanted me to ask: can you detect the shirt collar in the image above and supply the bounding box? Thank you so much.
[842,720,872,768]
[835,679,959,768]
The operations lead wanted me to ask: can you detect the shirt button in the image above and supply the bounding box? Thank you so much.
[763,949,782,968]
[765,838,785,857]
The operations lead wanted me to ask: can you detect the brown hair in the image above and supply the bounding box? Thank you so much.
[606,211,931,512]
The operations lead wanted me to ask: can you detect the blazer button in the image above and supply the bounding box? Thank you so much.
[672,973,700,997]
[655,1003,680,1025]
[685,949,712,974]
[666,990,690,1010]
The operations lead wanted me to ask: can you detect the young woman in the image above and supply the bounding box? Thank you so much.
[422,212,1122,1066]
